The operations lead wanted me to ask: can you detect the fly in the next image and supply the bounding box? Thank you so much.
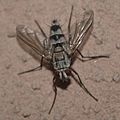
[15,6,109,114]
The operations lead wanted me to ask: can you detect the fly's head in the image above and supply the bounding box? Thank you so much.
[50,19,62,34]
[52,19,59,25]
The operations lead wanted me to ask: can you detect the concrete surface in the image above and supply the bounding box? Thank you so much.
[0,0,120,120]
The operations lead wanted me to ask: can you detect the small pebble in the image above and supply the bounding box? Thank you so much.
[17,54,28,63]
[31,81,41,91]
[20,57,28,63]
[112,72,120,83]
[5,64,12,69]
[92,33,103,45]
[95,39,103,45]
[92,71,105,82]
[116,43,120,49]
[22,110,31,118]
[13,105,21,114]
[0,89,6,97]
[82,100,91,114]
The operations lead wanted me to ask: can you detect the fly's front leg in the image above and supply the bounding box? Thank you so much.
[34,20,47,39]
[77,49,109,62]
[34,20,48,46]
[18,56,43,75]
[68,5,74,42]
[49,76,57,114]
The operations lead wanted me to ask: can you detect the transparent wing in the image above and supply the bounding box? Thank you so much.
[16,25,51,61]
[70,10,94,53]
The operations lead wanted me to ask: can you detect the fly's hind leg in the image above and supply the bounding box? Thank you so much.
[77,49,109,62]
[70,67,98,101]
[18,56,43,75]
[48,76,57,114]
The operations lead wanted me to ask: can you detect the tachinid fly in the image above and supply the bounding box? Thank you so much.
[15,6,109,114]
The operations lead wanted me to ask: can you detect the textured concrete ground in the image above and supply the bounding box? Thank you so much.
[0,0,120,120]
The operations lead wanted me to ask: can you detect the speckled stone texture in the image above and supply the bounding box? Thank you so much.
[0,0,120,120]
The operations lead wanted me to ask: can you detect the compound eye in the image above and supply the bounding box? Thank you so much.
[52,19,57,23]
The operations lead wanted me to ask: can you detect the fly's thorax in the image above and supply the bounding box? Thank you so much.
[49,19,66,46]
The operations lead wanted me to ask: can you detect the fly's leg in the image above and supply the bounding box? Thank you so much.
[48,76,57,114]
[77,49,109,62]
[34,20,47,39]
[70,67,98,101]
[18,56,43,75]
[34,20,48,48]
[68,5,74,42]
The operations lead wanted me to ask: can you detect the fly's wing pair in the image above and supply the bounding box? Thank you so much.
[70,10,94,54]
[16,25,51,61]
[16,9,93,61]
